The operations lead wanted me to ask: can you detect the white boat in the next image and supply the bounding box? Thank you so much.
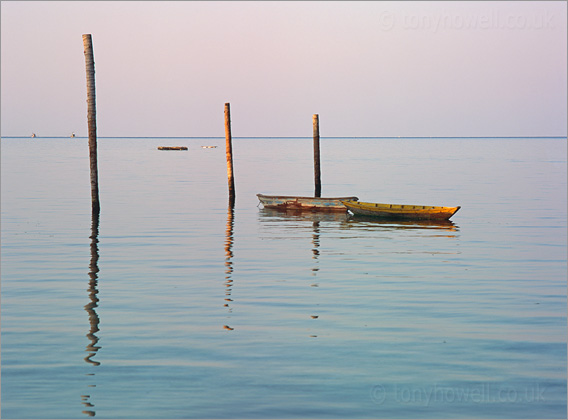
[257,194,358,212]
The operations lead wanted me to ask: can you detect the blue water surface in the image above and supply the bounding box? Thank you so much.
[1,137,566,419]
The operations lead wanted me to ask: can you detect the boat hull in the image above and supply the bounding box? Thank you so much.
[341,200,460,220]
[257,194,358,212]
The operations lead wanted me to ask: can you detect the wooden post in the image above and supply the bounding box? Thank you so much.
[224,103,236,206]
[313,114,321,197]
[83,34,100,214]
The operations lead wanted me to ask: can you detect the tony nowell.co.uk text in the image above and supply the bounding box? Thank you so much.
[371,383,547,406]
[377,10,555,33]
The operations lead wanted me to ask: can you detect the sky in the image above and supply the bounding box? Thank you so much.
[1,1,566,138]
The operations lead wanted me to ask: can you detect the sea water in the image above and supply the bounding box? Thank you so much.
[1,137,566,419]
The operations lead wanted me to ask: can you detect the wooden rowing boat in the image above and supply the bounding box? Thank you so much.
[341,200,460,220]
[257,194,358,212]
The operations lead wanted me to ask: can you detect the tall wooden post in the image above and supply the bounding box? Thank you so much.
[83,34,100,214]
[224,103,236,206]
[313,114,321,197]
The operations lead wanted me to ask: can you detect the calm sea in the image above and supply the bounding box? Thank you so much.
[1,137,566,419]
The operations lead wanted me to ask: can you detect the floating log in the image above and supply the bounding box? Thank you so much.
[157,146,188,151]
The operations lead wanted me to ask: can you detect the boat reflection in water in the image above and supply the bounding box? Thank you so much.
[258,208,353,338]
[342,214,459,235]
[258,207,350,223]
[258,207,351,272]
[257,207,460,338]
[258,207,458,232]
[81,212,101,417]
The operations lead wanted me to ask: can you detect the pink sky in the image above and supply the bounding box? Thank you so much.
[1,1,566,137]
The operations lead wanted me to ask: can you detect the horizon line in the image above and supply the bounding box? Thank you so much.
[2,135,567,139]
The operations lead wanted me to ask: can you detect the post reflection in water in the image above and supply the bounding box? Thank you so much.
[311,221,320,275]
[81,211,101,417]
[310,220,321,338]
[223,203,235,331]
[257,208,352,337]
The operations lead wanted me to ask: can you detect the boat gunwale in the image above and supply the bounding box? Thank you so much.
[257,194,359,201]
[342,200,460,212]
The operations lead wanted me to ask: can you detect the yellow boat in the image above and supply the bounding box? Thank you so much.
[341,200,460,221]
